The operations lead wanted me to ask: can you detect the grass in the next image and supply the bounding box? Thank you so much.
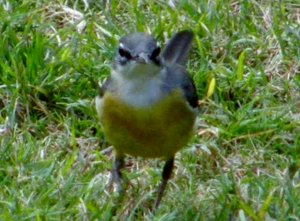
[0,0,300,220]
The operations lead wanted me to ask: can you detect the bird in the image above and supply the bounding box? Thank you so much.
[95,30,198,209]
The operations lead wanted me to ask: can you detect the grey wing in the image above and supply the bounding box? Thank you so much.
[96,77,114,117]
[98,77,114,97]
[180,72,198,109]
[160,30,197,108]
[163,65,198,109]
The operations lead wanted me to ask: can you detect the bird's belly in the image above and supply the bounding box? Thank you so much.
[99,91,196,158]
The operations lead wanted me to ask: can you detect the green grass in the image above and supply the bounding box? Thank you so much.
[1,0,300,220]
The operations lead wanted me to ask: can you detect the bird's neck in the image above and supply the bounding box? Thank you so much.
[111,69,167,107]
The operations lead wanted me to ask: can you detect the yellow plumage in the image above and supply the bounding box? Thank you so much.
[99,90,196,158]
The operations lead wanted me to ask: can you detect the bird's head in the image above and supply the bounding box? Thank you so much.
[112,33,162,79]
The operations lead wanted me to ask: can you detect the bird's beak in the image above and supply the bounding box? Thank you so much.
[134,52,149,64]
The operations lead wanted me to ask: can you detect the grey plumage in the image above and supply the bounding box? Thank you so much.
[161,30,194,65]
[99,30,198,109]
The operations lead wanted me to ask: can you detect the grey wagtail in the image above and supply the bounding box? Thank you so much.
[95,30,198,209]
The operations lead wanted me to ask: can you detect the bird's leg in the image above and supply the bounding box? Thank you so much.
[112,153,125,194]
[154,157,174,209]
[109,153,126,216]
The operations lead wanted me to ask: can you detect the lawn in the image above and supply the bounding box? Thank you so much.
[0,0,300,220]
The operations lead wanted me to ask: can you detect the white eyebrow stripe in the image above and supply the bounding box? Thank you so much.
[119,43,124,48]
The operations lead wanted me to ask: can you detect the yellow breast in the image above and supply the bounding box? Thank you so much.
[99,90,196,158]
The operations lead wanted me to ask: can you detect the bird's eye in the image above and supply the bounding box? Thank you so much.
[150,47,161,60]
[118,48,132,59]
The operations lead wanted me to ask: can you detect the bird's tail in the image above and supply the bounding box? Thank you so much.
[161,30,194,65]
